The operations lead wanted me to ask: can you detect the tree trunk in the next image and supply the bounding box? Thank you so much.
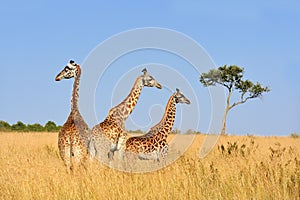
[221,106,230,135]
[221,90,232,135]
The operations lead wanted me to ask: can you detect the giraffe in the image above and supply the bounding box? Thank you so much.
[121,88,190,162]
[89,68,162,161]
[55,60,90,171]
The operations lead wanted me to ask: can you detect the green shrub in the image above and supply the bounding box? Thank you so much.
[290,132,299,138]
[1,120,61,132]
[27,123,45,132]
[0,120,11,131]
[44,121,60,132]
[11,121,27,131]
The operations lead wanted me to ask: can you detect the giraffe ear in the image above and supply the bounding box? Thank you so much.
[142,68,147,75]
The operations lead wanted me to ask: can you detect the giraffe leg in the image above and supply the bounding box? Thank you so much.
[161,145,169,159]
[108,143,117,160]
[58,134,71,171]
[118,149,125,160]
[94,139,102,162]
[116,134,127,150]
[70,134,87,171]
[160,145,169,166]
[155,151,160,162]
[108,130,127,161]
[72,145,87,170]
[108,141,121,161]
[90,134,111,163]
[88,137,96,161]
[124,151,138,171]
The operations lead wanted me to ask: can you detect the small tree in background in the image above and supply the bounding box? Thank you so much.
[44,121,58,132]
[200,65,270,135]
[11,121,27,132]
[27,123,45,132]
[0,121,11,131]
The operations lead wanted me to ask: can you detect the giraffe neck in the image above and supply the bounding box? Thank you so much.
[148,95,177,139]
[110,77,143,121]
[71,67,81,114]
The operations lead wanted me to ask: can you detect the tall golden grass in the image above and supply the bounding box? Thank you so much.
[0,132,299,199]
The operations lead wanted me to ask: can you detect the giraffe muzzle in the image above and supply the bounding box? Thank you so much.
[155,83,162,89]
[55,76,61,81]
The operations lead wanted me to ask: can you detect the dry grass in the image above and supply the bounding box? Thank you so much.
[0,132,299,200]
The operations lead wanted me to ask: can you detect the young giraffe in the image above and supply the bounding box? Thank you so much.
[89,68,162,161]
[121,88,190,162]
[55,60,90,171]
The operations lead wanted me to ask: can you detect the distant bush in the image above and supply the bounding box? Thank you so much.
[0,120,61,132]
[11,121,27,131]
[171,129,181,134]
[290,132,299,138]
[44,121,61,132]
[185,129,195,134]
[128,129,145,134]
[27,123,45,132]
[0,120,11,131]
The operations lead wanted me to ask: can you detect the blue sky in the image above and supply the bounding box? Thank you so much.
[0,1,299,135]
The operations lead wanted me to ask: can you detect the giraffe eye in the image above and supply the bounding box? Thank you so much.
[146,77,153,82]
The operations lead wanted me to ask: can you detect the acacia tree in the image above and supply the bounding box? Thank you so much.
[200,65,270,135]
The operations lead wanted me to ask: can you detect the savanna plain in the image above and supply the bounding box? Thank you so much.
[0,132,299,200]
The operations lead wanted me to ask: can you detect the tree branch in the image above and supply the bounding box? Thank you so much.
[215,81,231,90]
[229,95,256,110]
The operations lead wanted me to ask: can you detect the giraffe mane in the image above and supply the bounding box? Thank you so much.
[113,76,142,109]
[147,94,175,135]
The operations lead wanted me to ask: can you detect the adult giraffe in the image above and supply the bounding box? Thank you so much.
[122,88,190,162]
[55,60,90,171]
[89,68,162,161]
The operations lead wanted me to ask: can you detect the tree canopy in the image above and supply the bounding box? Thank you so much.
[200,65,270,106]
[200,65,270,135]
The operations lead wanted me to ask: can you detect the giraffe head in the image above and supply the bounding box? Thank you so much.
[55,60,81,81]
[140,68,162,89]
[174,88,191,104]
